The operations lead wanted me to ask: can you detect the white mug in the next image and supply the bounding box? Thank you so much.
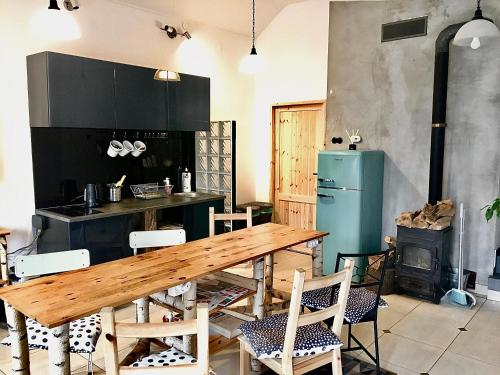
[132,141,146,157]
[107,140,123,157]
[119,140,134,157]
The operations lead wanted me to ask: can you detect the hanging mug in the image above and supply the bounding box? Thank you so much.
[119,140,134,157]
[132,141,146,157]
[107,140,123,157]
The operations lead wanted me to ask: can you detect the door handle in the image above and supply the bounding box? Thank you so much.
[318,178,334,183]
[317,193,335,199]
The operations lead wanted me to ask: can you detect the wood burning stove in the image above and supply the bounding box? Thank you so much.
[395,226,452,303]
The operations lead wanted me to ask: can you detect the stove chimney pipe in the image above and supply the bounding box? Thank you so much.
[428,23,464,205]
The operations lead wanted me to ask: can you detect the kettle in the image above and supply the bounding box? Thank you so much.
[84,184,101,208]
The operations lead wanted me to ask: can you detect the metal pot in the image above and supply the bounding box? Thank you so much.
[107,184,122,202]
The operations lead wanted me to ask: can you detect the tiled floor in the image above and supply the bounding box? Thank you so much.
[1,250,499,374]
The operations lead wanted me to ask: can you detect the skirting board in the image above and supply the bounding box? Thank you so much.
[472,283,488,297]
[487,289,500,302]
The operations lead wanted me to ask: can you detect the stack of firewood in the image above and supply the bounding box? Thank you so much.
[395,199,455,230]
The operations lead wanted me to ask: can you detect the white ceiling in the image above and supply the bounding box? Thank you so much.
[114,0,303,36]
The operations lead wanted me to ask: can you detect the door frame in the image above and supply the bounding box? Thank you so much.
[269,100,326,220]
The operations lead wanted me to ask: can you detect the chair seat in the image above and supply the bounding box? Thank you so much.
[1,314,101,354]
[239,313,342,360]
[301,287,388,324]
[130,347,216,374]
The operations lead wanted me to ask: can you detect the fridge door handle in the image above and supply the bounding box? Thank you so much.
[317,193,335,199]
[318,177,335,183]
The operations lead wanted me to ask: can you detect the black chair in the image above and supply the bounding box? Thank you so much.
[301,250,390,375]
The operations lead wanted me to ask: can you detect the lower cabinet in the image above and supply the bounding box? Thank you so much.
[36,200,224,265]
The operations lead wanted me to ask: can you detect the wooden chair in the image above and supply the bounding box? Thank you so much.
[128,229,187,320]
[208,206,252,236]
[1,250,99,375]
[238,259,354,375]
[301,251,390,375]
[101,303,214,374]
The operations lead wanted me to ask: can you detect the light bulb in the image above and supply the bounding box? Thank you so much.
[470,37,481,49]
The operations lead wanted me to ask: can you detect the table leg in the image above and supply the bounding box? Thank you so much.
[251,257,265,373]
[183,280,197,355]
[5,304,30,374]
[48,323,70,375]
[308,238,323,278]
[264,254,274,315]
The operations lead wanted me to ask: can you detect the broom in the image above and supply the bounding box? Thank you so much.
[443,203,476,307]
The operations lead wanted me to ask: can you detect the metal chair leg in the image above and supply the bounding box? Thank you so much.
[373,319,381,375]
[348,323,352,349]
[87,352,94,375]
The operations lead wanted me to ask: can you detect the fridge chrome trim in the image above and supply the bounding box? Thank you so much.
[318,186,362,191]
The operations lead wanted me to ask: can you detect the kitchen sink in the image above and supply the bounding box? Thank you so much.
[174,192,205,198]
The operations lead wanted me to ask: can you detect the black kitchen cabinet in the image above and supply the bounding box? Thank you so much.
[27,52,116,128]
[27,52,210,131]
[168,73,210,131]
[114,63,167,130]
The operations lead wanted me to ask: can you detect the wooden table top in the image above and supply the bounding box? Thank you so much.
[0,223,327,328]
[0,228,10,237]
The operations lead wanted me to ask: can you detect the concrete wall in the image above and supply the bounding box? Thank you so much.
[0,0,254,252]
[327,0,500,286]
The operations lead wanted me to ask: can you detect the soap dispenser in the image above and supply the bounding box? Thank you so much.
[182,168,191,193]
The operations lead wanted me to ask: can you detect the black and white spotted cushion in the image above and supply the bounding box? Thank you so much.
[130,347,216,374]
[239,313,342,359]
[1,314,101,354]
[301,287,388,324]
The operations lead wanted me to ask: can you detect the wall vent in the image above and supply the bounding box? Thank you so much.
[381,16,428,42]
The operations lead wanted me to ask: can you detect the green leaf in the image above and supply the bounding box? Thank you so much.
[486,207,494,222]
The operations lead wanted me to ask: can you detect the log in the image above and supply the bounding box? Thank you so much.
[412,212,429,229]
[264,254,274,314]
[5,304,30,375]
[429,216,452,230]
[309,239,323,278]
[49,323,70,375]
[436,200,455,217]
[395,211,414,228]
[183,279,197,355]
[384,236,396,249]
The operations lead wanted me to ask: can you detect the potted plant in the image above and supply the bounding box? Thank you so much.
[483,198,500,222]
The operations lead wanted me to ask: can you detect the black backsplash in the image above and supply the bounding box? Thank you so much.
[31,128,195,208]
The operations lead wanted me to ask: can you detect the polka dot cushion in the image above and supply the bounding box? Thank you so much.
[130,348,216,374]
[239,313,342,360]
[1,314,101,354]
[301,287,388,324]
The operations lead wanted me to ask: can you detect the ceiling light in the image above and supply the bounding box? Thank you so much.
[453,0,500,49]
[161,25,191,40]
[239,0,265,74]
[154,70,181,82]
[48,0,60,10]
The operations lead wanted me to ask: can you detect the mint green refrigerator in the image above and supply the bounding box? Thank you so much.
[316,150,384,275]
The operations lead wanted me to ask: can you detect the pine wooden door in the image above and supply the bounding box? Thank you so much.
[272,102,325,230]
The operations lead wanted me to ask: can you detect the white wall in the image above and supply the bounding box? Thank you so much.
[0,0,254,251]
[252,0,331,201]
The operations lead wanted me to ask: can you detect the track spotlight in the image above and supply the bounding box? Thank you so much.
[161,25,191,39]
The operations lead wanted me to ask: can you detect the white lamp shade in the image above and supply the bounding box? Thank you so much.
[453,19,500,47]
[239,53,266,74]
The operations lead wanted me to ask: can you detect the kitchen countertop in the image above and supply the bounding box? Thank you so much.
[35,192,225,223]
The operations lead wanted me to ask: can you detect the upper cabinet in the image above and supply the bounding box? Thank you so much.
[27,52,116,128]
[167,73,210,131]
[27,52,210,131]
[114,63,167,130]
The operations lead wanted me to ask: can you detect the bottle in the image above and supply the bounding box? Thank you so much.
[163,177,170,186]
[182,168,191,193]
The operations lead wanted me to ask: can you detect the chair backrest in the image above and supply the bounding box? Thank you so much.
[281,259,354,371]
[101,303,209,375]
[14,249,90,280]
[129,229,186,255]
[333,250,390,310]
[208,206,252,237]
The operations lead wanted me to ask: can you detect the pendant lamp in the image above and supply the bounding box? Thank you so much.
[239,0,265,74]
[453,0,500,49]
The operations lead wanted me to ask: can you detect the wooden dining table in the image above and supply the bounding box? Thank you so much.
[0,223,327,374]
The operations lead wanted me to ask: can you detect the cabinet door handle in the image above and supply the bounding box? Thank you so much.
[317,193,335,199]
[318,178,334,183]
